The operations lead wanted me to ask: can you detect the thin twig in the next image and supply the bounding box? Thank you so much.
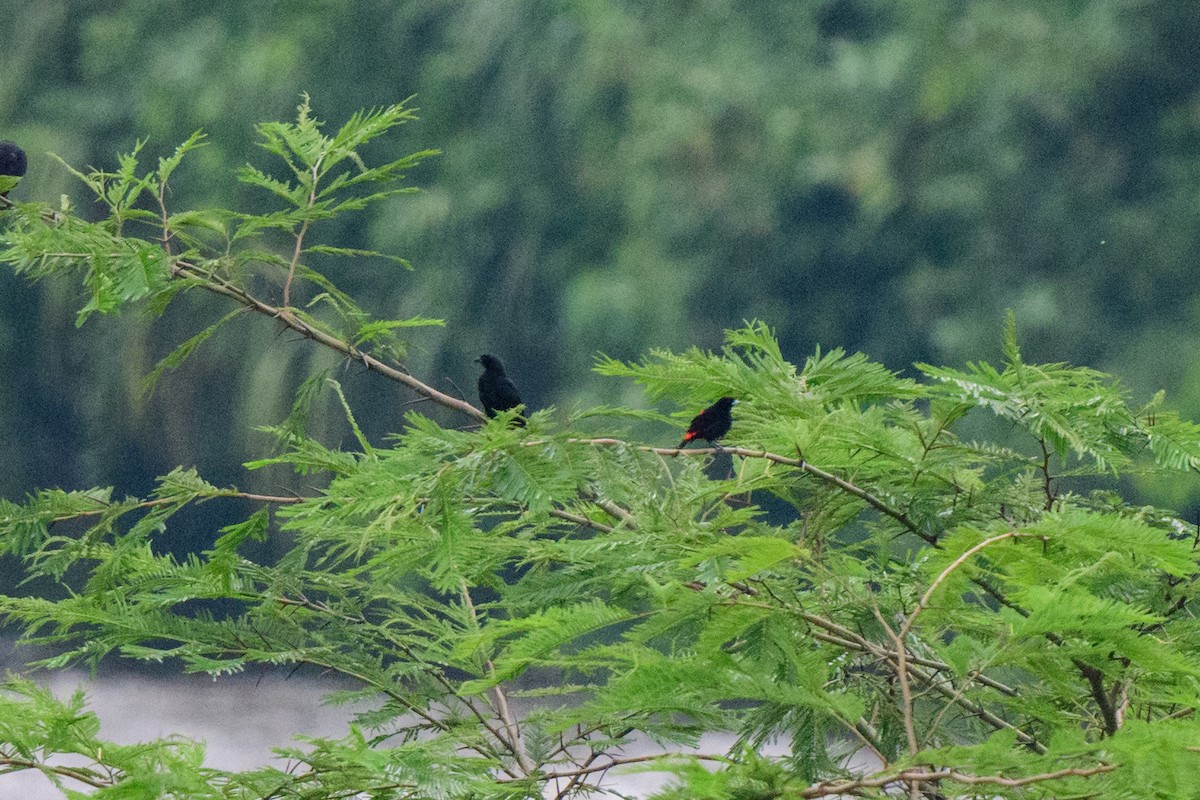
[869,597,919,758]
[156,176,173,256]
[850,717,888,765]
[266,596,522,775]
[459,579,536,774]
[551,725,638,800]
[900,531,1025,640]
[688,584,1041,750]
[283,158,321,308]
[298,657,520,775]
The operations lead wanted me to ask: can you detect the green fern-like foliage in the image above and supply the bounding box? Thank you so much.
[3,104,1200,799]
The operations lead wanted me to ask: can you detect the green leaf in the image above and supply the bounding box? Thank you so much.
[353,316,445,346]
[141,307,245,396]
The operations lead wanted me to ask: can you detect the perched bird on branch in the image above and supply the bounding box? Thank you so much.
[476,354,525,426]
[678,397,737,449]
[0,141,27,200]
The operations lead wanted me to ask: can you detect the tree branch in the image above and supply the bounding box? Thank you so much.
[1076,659,1121,737]
[799,764,1115,798]
[171,260,488,422]
[899,531,1026,640]
[0,757,112,790]
[1039,437,1056,511]
[549,725,638,800]
[500,751,730,785]
[548,508,614,533]
[868,596,919,758]
[972,579,1125,738]
[48,487,306,523]
[578,440,933,543]
[459,579,536,774]
[693,584,1043,751]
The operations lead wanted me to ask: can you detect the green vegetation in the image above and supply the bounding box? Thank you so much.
[2,103,1200,799]
[4,2,1200,516]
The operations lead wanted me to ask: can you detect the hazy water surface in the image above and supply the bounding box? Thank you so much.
[3,670,792,799]
[3,670,360,799]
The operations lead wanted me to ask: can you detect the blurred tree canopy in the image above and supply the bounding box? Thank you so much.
[3,0,1200,512]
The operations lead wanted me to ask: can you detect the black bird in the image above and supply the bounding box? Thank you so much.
[0,141,27,200]
[678,397,737,449]
[476,354,525,426]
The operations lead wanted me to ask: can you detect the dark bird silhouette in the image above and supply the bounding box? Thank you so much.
[0,141,27,200]
[678,397,737,449]
[476,354,525,426]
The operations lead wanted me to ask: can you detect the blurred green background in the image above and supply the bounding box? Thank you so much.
[3,0,1200,512]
